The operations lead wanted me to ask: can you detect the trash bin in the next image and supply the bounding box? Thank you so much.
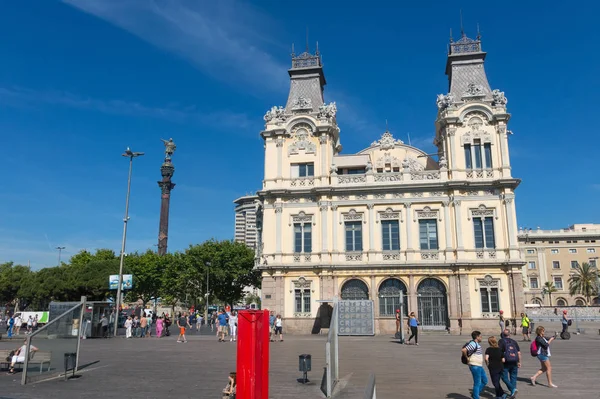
[64,352,77,380]
[299,354,311,372]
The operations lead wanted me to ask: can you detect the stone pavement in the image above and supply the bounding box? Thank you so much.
[1,324,599,398]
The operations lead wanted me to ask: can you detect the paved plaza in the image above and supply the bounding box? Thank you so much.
[1,325,599,398]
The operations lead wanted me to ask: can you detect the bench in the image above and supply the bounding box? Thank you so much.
[0,350,52,373]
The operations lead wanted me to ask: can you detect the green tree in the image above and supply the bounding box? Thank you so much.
[126,250,166,304]
[185,240,260,307]
[569,262,598,305]
[542,281,558,306]
[0,262,33,310]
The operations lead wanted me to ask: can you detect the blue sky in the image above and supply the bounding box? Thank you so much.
[1,1,599,269]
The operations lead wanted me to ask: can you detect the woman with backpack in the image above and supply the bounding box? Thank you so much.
[530,326,558,388]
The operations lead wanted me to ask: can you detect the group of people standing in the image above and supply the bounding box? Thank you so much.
[1,314,40,338]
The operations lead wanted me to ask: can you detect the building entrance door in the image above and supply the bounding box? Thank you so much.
[417,278,448,329]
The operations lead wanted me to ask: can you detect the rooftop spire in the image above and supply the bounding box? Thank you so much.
[460,9,464,37]
[285,38,326,112]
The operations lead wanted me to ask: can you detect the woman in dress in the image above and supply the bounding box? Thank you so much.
[229,311,238,342]
[156,316,163,338]
[124,316,133,338]
[484,336,506,399]
[530,326,558,388]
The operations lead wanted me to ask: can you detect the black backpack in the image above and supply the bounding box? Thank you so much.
[461,341,476,365]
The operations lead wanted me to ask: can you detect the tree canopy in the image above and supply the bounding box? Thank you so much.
[1,240,260,311]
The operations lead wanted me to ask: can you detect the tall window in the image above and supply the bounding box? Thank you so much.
[529,277,539,289]
[291,163,314,177]
[382,220,400,251]
[552,261,560,269]
[345,221,363,252]
[480,287,500,313]
[473,216,496,249]
[484,143,492,168]
[294,289,311,313]
[464,144,472,169]
[294,223,312,253]
[553,277,563,290]
[528,261,536,269]
[473,139,483,169]
[419,219,438,250]
[378,279,408,316]
[571,261,579,269]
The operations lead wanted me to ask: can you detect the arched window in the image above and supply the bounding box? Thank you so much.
[341,279,369,300]
[378,279,408,316]
[417,278,448,327]
[575,298,585,306]
[532,298,543,305]
[556,298,567,307]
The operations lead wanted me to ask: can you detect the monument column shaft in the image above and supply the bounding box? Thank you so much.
[158,179,173,256]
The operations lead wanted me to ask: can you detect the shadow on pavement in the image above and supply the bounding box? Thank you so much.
[78,360,100,371]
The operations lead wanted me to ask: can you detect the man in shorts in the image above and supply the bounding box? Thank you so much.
[177,312,190,343]
[217,310,229,342]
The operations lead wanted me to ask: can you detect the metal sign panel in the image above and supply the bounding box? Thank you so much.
[337,300,375,336]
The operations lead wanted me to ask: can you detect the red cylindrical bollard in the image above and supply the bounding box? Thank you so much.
[236,310,269,399]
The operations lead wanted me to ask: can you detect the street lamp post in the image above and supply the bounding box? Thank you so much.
[114,147,144,337]
[56,246,65,266]
[204,261,211,324]
[591,257,600,305]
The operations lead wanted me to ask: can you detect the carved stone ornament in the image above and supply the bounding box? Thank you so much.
[292,211,312,223]
[291,96,313,111]
[375,152,401,170]
[491,89,508,106]
[470,205,495,219]
[403,157,425,172]
[478,275,499,288]
[288,124,316,155]
[292,276,312,289]
[462,83,485,99]
[379,207,400,220]
[317,102,337,119]
[264,105,287,123]
[416,206,439,220]
[342,209,363,221]
[438,155,448,170]
[371,131,404,150]
[319,134,328,144]
[436,93,455,110]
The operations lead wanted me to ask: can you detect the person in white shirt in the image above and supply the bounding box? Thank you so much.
[275,315,283,342]
[196,314,202,330]
[14,316,22,335]
[124,316,133,338]
[8,340,38,374]
[229,311,238,342]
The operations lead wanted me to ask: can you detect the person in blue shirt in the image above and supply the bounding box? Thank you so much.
[406,312,420,345]
[217,310,229,342]
[269,311,276,342]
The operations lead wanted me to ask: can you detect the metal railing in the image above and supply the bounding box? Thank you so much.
[21,296,86,385]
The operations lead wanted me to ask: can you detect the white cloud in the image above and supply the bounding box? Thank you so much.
[0,86,253,130]
[63,0,288,92]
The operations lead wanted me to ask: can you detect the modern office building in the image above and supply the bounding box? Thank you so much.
[233,195,260,250]
[518,224,600,306]
[253,32,525,334]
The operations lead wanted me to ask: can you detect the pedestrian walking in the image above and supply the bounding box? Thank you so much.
[229,311,238,342]
[269,311,276,342]
[14,315,22,335]
[560,310,570,335]
[196,314,202,330]
[132,316,141,338]
[164,313,171,336]
[461,330,488,399]
[156,316,164,338]
[498,310,505,336]
[32,315,38,332]
[26,316,33,334]
[530,326,558,388]
[140,314,148,338]
[217,310,229,342]
[177,312,191,343]
[406,312,419,345]
[520,313,531,341]
[7,316,14,338]
[146,313,153,337]
[499,329,521,397]
[275,314,283,342]
[125,316,133,338]
[100,314,109,338]
[484,336,506,399]
[211,312,217,333]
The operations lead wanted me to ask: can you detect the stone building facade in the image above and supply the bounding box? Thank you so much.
[255,33,525,334]
[518,224,600,306]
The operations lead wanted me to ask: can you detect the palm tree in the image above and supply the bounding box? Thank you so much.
[568,262,599,305]
[542,281,558,305]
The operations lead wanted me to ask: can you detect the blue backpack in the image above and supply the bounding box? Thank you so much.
[503,338,519,363]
